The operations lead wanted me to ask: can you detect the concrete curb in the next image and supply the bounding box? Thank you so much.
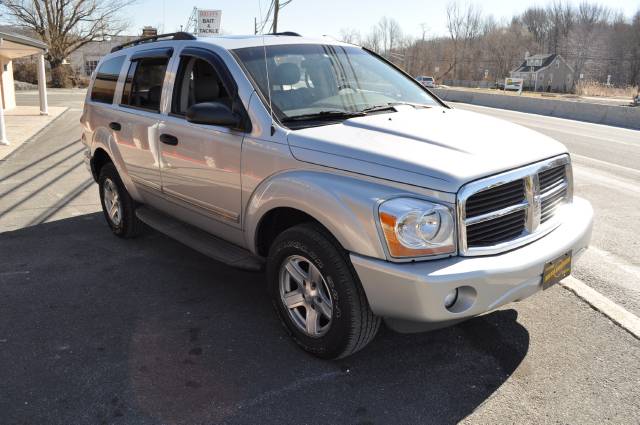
[433,88,640,130]
[561,276,640,340]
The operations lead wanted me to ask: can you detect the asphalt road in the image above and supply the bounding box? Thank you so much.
[1,91,639,424]
[453,103,640,317]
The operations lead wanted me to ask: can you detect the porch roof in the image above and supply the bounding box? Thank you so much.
[0,31,47,59]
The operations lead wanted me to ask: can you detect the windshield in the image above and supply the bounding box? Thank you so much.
[233,44,439,124]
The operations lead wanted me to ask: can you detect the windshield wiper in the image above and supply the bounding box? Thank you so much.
[359,102,432,114]
[282,110,366,122]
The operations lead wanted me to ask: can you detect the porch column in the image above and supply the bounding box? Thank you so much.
[0,95,8,146]
[37,52,48,116]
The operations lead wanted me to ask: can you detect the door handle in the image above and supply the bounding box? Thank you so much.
[109,122,121,131]
[159,134,179,146]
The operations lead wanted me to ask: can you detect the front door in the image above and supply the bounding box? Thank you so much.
[158,50,243,225]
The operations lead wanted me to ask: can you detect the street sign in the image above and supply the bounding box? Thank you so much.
[197,9,222,36]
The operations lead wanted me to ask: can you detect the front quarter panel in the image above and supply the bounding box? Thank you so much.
[244,170,451,260]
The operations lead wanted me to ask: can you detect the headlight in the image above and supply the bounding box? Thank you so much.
[378,198,456,258]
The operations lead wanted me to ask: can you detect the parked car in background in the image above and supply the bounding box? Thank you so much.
[416,75,436,88]
[81,32,593,359]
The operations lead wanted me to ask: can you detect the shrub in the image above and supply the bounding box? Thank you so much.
[575,81,639,98]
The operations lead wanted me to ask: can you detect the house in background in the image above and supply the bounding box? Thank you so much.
[510,53,574,92]
[67,27,157,78]
[67,35,138,78]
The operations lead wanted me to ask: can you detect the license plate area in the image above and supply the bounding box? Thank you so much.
[542,251,572,290]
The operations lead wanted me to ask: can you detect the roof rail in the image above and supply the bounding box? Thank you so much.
[267,31,301,36]
[110,32,196,53]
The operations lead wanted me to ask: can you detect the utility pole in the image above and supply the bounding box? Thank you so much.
[272,0,280,33]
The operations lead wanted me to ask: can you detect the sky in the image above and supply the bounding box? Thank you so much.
[127,0,640,39]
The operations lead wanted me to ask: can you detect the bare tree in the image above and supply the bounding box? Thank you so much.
[445,1,482,80]
[570,2,610,84]
[483,18,536,81]
[339,28,361,44]
[630,10,640,86]
[521,7,550,50]
[376,17,402,56]
[547,0,574,55]
[1,0,136,87]
[362,27,382,53]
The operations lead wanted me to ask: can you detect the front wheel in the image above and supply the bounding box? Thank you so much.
[267,223,381,359]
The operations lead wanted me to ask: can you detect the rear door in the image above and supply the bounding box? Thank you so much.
[157,47,245,225]
[112,48,173,192]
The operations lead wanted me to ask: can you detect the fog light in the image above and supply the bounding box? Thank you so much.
[444,288,459,308]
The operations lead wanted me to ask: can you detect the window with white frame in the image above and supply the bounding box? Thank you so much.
[84,60,99,76]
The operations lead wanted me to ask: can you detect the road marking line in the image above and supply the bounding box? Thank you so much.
[573,167,640,195]
[572,154,640,177]
[561,276,640,340]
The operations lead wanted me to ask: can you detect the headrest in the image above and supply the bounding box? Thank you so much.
[194,75,220,103]
[148,85,162,105]
[273,62,300,86]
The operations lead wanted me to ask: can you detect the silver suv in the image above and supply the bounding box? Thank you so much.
[81,32,593,359]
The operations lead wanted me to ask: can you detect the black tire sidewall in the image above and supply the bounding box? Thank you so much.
[267,225,362,359]
[98,163,131,237]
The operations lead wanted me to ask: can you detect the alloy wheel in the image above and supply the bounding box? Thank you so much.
[279,255,333,337]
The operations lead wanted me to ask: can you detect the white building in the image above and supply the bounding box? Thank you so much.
[67,35,139,78]
[510,54,575,92]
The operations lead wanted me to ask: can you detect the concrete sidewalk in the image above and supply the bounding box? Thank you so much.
[0,108,99,232]
[0,105,67,161]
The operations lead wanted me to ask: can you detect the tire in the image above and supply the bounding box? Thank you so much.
[267,223,381,359]
[98,162,143,238]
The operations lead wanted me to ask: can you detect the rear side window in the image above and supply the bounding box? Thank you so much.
[121,57,169,112]
[90,56,125,104]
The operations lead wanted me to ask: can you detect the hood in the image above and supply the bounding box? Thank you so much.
[287,106,567,193]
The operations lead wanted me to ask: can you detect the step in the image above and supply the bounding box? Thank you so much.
[135,206,264,272]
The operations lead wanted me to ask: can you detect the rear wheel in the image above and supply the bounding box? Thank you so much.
[98,162,143,238]
[267,223,380,359]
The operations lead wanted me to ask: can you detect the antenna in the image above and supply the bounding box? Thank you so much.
[259,0,276,136]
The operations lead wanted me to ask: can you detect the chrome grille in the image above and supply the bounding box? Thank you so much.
[457,155,572,256]
[466,179,525,218]
[466,209,526,246]
[539,165,568,223]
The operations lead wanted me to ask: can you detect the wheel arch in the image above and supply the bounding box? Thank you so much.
[245,170,390,260]
[89,125,143,201]
[89,147,112,181]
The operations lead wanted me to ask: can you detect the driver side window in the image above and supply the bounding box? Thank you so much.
[172,56,230,116]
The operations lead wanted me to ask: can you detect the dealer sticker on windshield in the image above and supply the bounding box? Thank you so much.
[542,251,572,290]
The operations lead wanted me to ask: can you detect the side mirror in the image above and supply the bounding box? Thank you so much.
[186,102,241,128]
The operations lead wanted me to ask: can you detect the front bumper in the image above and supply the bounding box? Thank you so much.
[351,197,593,328]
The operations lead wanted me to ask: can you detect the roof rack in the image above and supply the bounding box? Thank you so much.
[267,31,301,36]
[110,32,196,53]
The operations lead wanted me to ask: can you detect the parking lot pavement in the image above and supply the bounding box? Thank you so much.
[1,92,639,424]
[2,213,639,424]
